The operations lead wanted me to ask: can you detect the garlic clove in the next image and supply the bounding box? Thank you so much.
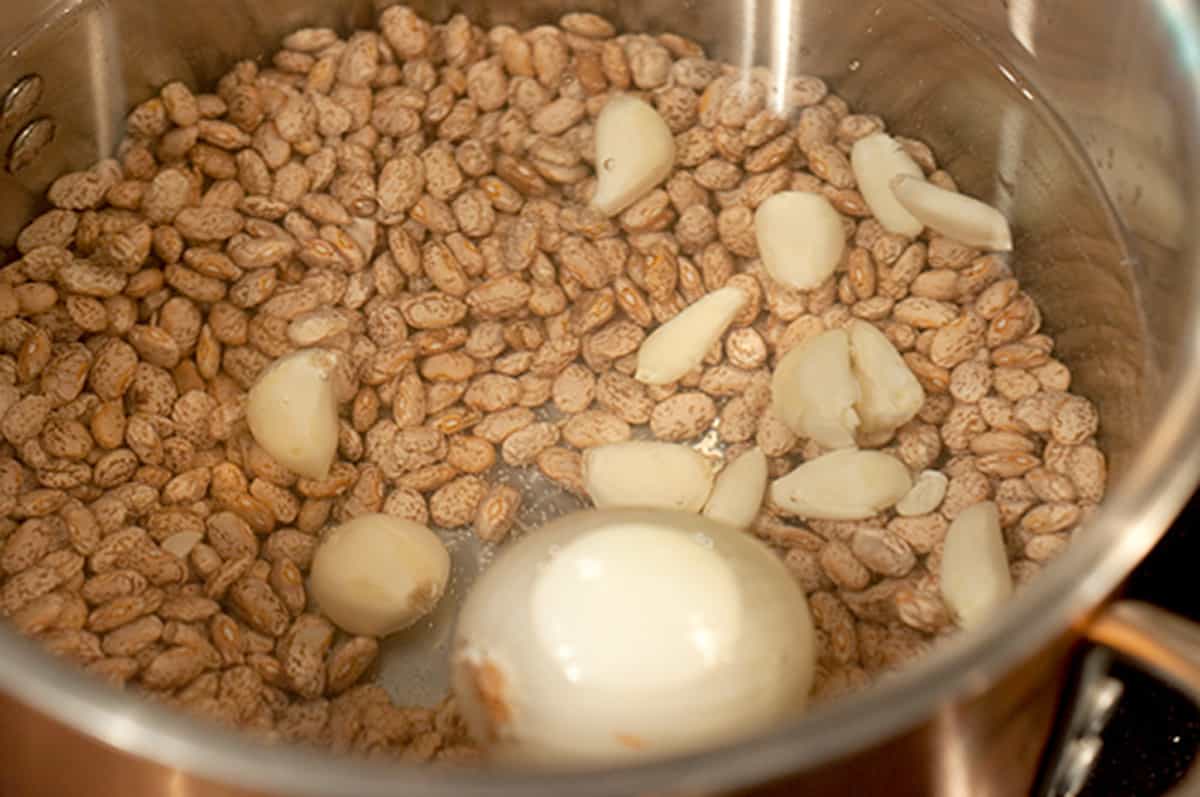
[635,285,749,385]
[754,191,846,290]
[771,329,860,449]
[160,531,203,559]
[850,133,925,237]
[703,447,768,529]
[309,513,451,637]
[847,320,925,440]
[590,95,676,217]
[245,348,340,480]
[452,508,815,764]
[769,449,912,520]
[895,469,949,517]
[583,441,715,512]
[890,175,1013,251]
[939,501,1012,629]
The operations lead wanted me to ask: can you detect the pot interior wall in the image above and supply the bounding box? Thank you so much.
[0,0,1157,481]
[0,0,1188,780]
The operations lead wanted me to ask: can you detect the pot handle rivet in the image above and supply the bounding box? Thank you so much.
[0,74,44,134]
[6,117,56,174]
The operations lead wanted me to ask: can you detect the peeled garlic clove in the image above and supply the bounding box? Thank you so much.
[850,133,925,237]
[636,285,748,385]
[770,449,912,520]
[310,513,451,637]
[940,501,1012,629]
[160,531,203,559]
[346,216,378,259]
[771,329,860,449]
[890,175,1013,251]
[754,191,846,290]
[847,320,925,440]
[703,447,768,529]
[583,441,715,512]
[590,95,676,217]
[246,348,339,480]
[895,469,949,517]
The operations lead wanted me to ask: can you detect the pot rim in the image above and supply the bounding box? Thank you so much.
[5,393,1194,797]
[1,1,1199,794]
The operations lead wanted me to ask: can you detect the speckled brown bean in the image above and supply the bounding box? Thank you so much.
[326,636,379,695]
[562,410,632,449]
[100,615,163,657]
[403,293,468,330]
[0,5,1108,738]
[550,364,594,414]
[941,471,993,519]
[818,540,871,591]
[756,412,798,457]
[429,475,487,528]
[649,393,717,441]
[592,372,652,425]
[500,421,559,466]
[474,484,521,544]
[141,645,209,690]
[1051,395,1100,445]
[228,577,289,636]
[1067,445,1106,503]
[536,446,585,494]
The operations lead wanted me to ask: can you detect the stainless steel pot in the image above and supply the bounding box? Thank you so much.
[0,0,1199,795]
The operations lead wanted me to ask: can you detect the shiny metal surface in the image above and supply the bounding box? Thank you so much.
[1082,602,1200,797]
[0,73,46,135]
[1037,647,1123,797]
[8,115,56,172]
[0,0,1197,795]
[1088,602,1200,706]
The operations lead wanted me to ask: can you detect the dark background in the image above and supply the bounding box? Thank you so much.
[1080,493,1200,796]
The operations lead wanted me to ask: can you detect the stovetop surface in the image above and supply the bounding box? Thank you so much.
[1080,493,1200,796]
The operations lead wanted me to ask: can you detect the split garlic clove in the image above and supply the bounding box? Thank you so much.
[850,133,925,237]
[771,329,860,449]
[754,191,846,290]
[309,513,451,637]
[583,441,715,513]
[452,508,815,764]
[895,469,949,517]
[847,320,925,440]
[160,530,203,559]
[939,501,1013,629]
[703,447,768,529]
[890,175,1013,251]
[246,348,340,480]
[590,95,676,217]
[635,285,749,385]
[769,449,912,520]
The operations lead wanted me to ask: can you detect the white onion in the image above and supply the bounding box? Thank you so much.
[451,508,815,764]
